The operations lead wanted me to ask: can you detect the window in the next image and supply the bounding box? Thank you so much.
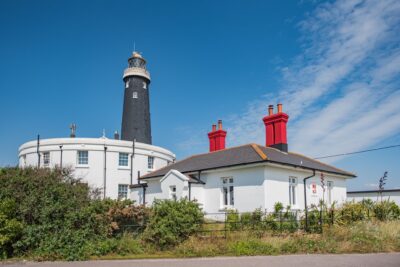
[143,81,147,89]
[132,92,138,98]
[119,153,129,166]
[327,181,333,204]
[125,81,129,88]
[222,177,234,207]
[289,177,297,206]
[148,156,154,169]
[43,152,50,167]
[118,184,128,199]
[170,186,177,201]
[77,151,88,165]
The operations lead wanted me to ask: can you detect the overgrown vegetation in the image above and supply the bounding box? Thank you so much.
[0,167,399,261]
[143,199,203,249]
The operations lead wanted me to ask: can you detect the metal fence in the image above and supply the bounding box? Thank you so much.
[120,208,395,238]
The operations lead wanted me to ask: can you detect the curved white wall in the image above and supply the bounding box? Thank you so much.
[18,137,175,199]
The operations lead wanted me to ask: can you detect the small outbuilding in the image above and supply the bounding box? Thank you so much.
[347,189,400,206]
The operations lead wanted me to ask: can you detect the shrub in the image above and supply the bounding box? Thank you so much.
[0,199,23,259]
[226,210,240,231]
[0,168,150,260]
[143,199,203,248]
[373,200,400,221]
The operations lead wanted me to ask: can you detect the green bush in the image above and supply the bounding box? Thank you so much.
[373,200,400,221]
[143,199,203,249]
[226,210,240,231]
[0,167,148,260]
[0,199,23,259]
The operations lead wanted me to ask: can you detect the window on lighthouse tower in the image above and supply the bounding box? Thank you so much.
[143,82,147,89]
[125,81,129,88]
[132,92,138,99]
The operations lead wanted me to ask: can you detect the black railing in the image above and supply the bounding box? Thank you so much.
[119,208,396,238]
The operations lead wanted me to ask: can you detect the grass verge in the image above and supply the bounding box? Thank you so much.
[89,220,400,260]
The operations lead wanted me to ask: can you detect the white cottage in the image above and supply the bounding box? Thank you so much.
[131,104,356,213]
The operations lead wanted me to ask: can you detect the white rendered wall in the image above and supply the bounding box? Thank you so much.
[18,138,175,199]
[137,163,351,215]
[347,191,400,206]
[264,164,348,212]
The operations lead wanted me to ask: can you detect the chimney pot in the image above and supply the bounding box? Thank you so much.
[277,103,283,113]
[218,120,223,130]
[114,130,120,140]
[268,105,274,115]
[212,124,217,132]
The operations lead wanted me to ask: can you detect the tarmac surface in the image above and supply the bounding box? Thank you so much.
[2,253,400,267]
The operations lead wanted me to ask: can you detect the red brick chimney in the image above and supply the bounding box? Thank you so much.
[262,103,289,152]
[208,120,227,152]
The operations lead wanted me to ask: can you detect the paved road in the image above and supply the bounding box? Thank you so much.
[2,253,400,267]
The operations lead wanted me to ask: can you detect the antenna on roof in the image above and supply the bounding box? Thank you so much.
[134,41,136,52]
[69,123,76,138]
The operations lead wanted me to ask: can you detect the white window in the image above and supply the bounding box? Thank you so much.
[170,186,177,201]
[327,181,333,204]
[289,177,297,206]
[43,152,50,167]
[143,81,147,89]
[132,92,138,98]
[148,156,154,169]
[119,153,129,166]
[222,177,234,207]
[77,151,88,165]
[125,81,129,88]
[118,184,128,199]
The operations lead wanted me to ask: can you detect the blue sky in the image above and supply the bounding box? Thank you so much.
[0,0,399,190]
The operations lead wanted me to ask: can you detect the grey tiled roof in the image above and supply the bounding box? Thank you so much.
[141,144,356,179]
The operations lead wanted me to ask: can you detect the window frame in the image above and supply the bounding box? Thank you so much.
[132,91,138,99]
[118,184,128,199]
[327,181,333,204]
[43,152,50,167]
[289,177,297,207]
[77,150,89,165]
[221,177,234,208]
[170,185,177,201]
[118,152,129,167]
[147,156,154,170]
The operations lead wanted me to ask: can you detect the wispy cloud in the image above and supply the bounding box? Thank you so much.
[224,0,400,162]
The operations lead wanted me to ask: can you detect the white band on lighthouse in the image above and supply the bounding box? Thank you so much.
[123,67,151,80]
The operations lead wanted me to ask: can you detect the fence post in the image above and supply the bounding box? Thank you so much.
[319,207,323,233]
[224,211,227,239]
[331,209,334,225]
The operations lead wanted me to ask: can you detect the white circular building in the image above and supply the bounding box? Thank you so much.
[18,52,176,199]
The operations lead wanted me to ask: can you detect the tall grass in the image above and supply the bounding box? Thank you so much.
[92,220,400,259]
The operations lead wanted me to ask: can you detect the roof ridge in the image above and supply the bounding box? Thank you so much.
[141,143,255,179]
[251,144,268,160]
[288,151,356,176]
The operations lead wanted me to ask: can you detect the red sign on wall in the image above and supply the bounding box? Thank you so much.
[311,183,317,194]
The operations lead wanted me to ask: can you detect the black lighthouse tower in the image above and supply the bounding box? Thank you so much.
[121,52,152,144]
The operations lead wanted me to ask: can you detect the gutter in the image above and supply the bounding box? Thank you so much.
[141,159,355,180]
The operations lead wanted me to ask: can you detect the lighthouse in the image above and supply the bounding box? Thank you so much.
[121,52,152,144]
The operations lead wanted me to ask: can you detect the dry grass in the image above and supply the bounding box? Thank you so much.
[92,220,400,260]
